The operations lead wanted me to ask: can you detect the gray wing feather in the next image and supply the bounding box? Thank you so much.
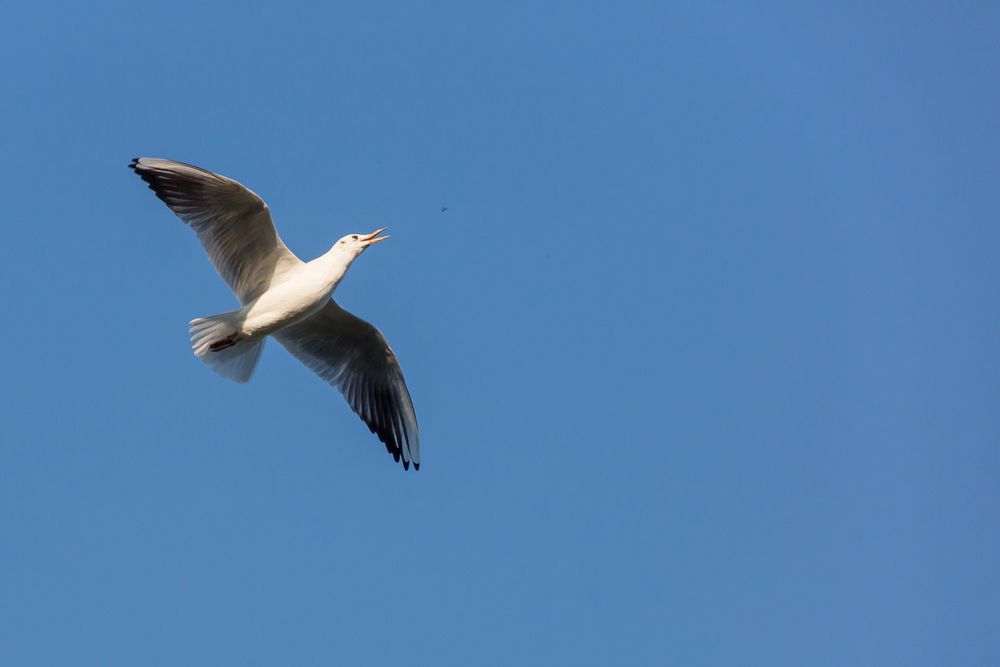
[275,300,420,470]
[130,157,301,303]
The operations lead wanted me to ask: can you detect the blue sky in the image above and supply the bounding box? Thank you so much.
[1,2,998,664]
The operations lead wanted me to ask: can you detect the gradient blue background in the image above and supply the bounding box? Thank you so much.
[1,2,998,664]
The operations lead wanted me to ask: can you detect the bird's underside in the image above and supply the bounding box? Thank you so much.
[130,157,420,470]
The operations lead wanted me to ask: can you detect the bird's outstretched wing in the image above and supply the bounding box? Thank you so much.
[130,157,302,303]
[275,300,420,470]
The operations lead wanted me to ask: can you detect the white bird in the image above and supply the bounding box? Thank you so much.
[130,158,420,470]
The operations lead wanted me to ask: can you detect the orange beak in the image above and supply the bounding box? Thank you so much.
[362,226,390,245]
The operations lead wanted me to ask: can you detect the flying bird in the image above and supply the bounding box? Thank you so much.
[130,158,419,470]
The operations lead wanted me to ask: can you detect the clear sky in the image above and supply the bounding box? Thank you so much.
[1,2,998,665]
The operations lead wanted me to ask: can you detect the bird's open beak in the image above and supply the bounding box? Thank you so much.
[362,227,390,245]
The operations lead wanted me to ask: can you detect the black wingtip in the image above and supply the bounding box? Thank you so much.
[413,462,420,471]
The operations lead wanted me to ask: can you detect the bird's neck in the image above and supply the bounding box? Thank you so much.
[313,247,356,293]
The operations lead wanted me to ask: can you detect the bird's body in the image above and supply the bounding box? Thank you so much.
[241,251,348,337]
[130,157,419,470]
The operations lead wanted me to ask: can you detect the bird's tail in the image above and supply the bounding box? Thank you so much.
[189,311,264,383]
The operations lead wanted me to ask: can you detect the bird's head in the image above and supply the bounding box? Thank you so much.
[335,227,390,257]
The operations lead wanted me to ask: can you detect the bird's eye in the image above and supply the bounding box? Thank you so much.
[352,235,359,240]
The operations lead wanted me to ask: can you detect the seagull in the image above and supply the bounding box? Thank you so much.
[130,158,420,470]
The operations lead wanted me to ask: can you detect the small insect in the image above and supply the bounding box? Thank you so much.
[440,206,448,213]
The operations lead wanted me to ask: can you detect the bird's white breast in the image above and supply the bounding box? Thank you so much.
[240,260,342,337]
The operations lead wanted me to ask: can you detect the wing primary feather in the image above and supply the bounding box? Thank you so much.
[130,157,302,304]
[272,300,421,470]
